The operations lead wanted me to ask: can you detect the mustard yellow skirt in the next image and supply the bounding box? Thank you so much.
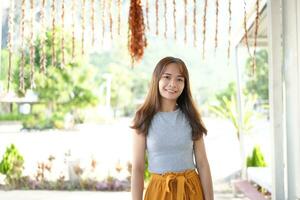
[144,169,204,200]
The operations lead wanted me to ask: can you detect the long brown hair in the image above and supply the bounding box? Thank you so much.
[131,56,207,140]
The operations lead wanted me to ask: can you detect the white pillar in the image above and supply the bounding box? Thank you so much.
[234,45,246,179]
[267,0,286,199]
[0,1,3,77]
[282,0,300,199]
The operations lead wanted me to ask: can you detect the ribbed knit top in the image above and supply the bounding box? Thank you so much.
[146,108,195,174]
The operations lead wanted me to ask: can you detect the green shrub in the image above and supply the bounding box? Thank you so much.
[0,144,24,185]
[144,153,151,182]
[22,114,52,130]
[0,113,25,121]
[246,145,267,167]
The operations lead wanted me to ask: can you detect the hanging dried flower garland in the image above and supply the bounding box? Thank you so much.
[81,0,86,55]
[184,0,187,44]
[202,0,208,59]
[193,0,197,47]
[19,0,26,94]
[227,0,232,61]
[243,0,251,57]
[173,0,177,40]
[61,0,65,68]
[101,0,106,46]
[145,0,150,31]
[155,0,159,35]
[164,0,167,39]
[252,0,260,72]
[29,0,36,89]
[7,0,14,92]
[40,0,47,74]
[71,0,76,61]
[91,0,95,46]
[108,0,113,41]
[51,0,56,67]
[117,0,121,35]
[243,0,259,73]
[214,0,219,52]
[128,0,147,64]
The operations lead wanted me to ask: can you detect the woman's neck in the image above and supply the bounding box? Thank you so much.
[160,99,178,112]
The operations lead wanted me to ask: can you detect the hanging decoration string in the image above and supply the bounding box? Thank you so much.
[71,0,76,61]
[243,0,252,58]
[51,0,56,67]
[29,0,36,89]
[243,0,259,74]
[184,0,187,44]
[202,0,208,59]
[193,0,197,47]
[227,0,232,62]
[81,0,86,55]
[117,0,121,35]
[101,0,106,46]
[61,0,65,68]
[7,0,14,92]
[155,0,159,35]
[19,0,26,94]
[146,0,150,31]
[252,0,260,73]
[173,0,177,40]
[40,0,46,74]
[91,0,95,46]
[214,0,219,53]
[108,0,113,41]
[128,0,147,65]
[164,0,167,39]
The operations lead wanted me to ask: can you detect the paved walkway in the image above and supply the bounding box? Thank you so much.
[0,182,247,200]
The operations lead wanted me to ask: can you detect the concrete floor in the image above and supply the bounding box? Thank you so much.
[0,181,248,200]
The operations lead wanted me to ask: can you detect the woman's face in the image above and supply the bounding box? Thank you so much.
[158,63,185,101]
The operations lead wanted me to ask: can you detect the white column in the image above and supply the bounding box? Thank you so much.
[0,2,3,77]
[267,0,285,199]
[282,0,300,199]
[234,45,246,179]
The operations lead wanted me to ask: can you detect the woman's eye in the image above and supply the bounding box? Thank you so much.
[177,78,184,82]
[163,76,170,79]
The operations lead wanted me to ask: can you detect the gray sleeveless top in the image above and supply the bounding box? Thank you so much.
[146,108,196,174]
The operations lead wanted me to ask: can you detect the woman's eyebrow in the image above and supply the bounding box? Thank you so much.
[162,72,184,77]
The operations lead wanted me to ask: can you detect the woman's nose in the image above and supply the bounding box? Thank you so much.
[168,79,177,87]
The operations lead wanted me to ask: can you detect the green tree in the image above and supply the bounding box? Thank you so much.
[12,28,99,129]
[89,41,149,117]
[245,49,269,101]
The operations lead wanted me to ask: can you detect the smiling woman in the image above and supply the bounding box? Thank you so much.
[158,63,185,110]
[130,57,214,200]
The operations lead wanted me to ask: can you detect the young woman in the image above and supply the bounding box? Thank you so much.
[131,57,214,200]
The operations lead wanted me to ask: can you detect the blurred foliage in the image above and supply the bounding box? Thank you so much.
[247,145,267,167]
[144,153,151,182]
[89,40,149,117]
[209,94,256,140]
[0,113,26,121]
[208,82,257,140]
[244,49,269,101]
[10,28,99,129]
[0,144,24,186]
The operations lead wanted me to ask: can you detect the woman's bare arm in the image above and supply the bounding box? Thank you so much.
[194,137,214,200]
[131,130,146,200]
